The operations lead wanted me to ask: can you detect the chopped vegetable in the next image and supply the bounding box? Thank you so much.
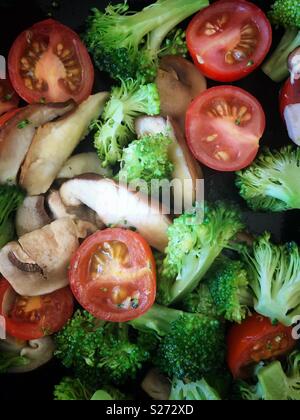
[0,351,29,374]
[93,79,160,167]
[0,185,25,248]
[169,378,221,400]
[54,377,93,400]
[262,0,300,82]
[236,147,300,212]
[158,202,244,305]
[83,0,209,81]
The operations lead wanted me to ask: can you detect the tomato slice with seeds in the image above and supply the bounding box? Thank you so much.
[227,313,296,379]
[186,0,272,82]
[0,79,19,116]
[185,86,265,172]
[0,278,74,341]
[69,228,156,322]
[8,19,94,104]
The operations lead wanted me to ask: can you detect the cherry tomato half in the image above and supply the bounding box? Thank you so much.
[8,19,94,104]
[227,313,296,379]
[186,0,272,82]
[69,228,157,322]
[0,279,74,341]
[185,85,265,171]
[0,79,19,116]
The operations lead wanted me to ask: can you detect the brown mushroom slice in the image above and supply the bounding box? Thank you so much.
[20,92,109,196]
[142,369,171,400]
[60,175,171,252]
[0,100,76,185]
[135,116,203,207]
[0,218,79,296]
[16,196,52,237]
[57,153,112,180]
[156,55,207,129]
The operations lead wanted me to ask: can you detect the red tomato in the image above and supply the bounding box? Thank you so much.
[0,108,21,127]
[185,86,265,171]
[8,19,94,104]
[0,279,74,341]
[186,0,272,82]
[0,79,19,116]
[279,78,300,118]
[227,313,296,379]
[69,228,156,322]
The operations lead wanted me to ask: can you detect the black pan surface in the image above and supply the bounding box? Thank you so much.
[0,0,297,400]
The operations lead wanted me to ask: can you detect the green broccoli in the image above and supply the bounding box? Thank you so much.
[262,0,300,82]
[243,233,300,326]
[182,283,218,318]
[0,351,29,374]
[54,310,156,387]
[239,352,300,400]
[92,79,160,167]
[0,185,25,248]
[83,0,209,81]
[236,147,300,212]
[169,378,221,400]
[118,133,174,189]
[158,202,244,306]
[130,304,226,381]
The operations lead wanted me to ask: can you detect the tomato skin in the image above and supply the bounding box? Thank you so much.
[8,19,94,104]
[0,108,21,127]
[0,279,74,341]
[69,228,156,322]
[186,0,272,82]
[185,85,265,172]
[0,79,19,116]
[279,78,300,118]
[227,313,296,379]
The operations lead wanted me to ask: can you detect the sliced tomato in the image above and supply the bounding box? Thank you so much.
[227,313,296,379]
[0,279,74,341]
[279,78,300,118]
[8,19,94,104]
[185,86,265,171]
[69,228,156,322]
[0,79,19,116]
[0,108,21,127]
[186,0,272,82]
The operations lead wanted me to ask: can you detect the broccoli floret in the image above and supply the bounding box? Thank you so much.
[92,79,160,167]
[206,257,253,324]
[239,352,300,400]
[236,147,300,212]
[169,378,221,400]
[243,233,300,326]
[54,377,93,401]
[83,0,209,81]
[0,185,25,248]
[130,304,226,381]
[262,0,300,82]
[91,386,128,401]
[118,133,174,189]
[0,351,29,374]
[158,202,244,305]
[54,310,155,387]
[182,283,218,318]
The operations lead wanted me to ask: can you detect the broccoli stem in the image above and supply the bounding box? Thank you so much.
[129,304,183,336]
[262,28,300,82]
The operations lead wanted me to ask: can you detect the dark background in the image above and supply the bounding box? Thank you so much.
[0,0,297,400]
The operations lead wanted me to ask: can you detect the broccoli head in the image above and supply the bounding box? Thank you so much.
[54,310,155,387]
[243,233,300,326]
[130,304,226,381]
[262,0,300,82]
[118,133,174,189]
[93,79,160,167]
[0,185,25,248]
[84,0,209,81]
[236,147,300,212]
[239,352,300,400]
[182,283,218,318]
[158,202,244,305]
[169,378,221,400]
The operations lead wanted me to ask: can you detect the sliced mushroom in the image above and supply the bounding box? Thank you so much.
[142,368,171,400]
[284,104,300,146]
[0,100,76,185]
[288,47,300,84]
[20,92,109,196]
[0,218,79,296]
[156,55,207,129]
[16,196,52,237]
[57,153,112,180]
[135,115,203,207]
[60,175,171,252]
